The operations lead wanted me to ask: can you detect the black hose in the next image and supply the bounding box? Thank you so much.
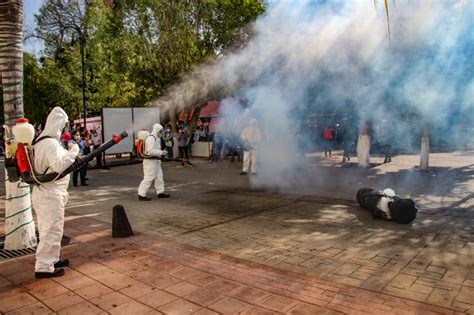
[22,131,128,185]
[142,156,183,162]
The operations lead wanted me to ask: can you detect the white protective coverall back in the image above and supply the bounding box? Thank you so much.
[138,124,167,196]
[32,107,79,273]
[240,119,262,173]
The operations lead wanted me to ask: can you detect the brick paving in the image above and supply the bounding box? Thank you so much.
[0,216,458,314]
[1,150,473,314]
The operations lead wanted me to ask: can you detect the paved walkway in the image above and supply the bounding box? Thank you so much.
[0,216,456,314]
[0,150,473,313]
[62,151,472,311]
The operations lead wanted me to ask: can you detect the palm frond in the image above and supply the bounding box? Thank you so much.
[384,0,391,45]
[374,0,393,45]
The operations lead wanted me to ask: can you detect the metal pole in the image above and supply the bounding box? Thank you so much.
[80,35,86,128]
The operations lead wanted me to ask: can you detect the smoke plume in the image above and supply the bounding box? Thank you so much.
[152,0,473,190]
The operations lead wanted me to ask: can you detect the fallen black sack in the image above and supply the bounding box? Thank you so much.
[356,187,417,224]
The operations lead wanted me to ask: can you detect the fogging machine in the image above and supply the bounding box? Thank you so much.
[6,131,128,185]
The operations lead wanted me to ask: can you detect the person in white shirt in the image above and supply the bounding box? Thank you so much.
[90,128,102,167]
[240,119,262,175]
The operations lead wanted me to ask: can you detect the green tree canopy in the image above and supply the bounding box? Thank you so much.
[23,0,265,122]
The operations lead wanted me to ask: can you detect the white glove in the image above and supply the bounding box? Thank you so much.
[68,143,79,155]
[161,150,168,156]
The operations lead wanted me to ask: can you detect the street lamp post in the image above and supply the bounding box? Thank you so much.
[80,35,87,129]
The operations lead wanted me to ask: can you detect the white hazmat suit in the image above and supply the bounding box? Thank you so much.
[240,119,262,174]
[138,124,168,198]
[32,107,79,273]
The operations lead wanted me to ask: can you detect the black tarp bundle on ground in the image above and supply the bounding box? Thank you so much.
[356,188,381,210]
[356,188,418,224]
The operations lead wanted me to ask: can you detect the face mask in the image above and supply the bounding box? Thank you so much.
[74,135,81,141]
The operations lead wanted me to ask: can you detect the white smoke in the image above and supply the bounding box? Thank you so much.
[151,0,473,189]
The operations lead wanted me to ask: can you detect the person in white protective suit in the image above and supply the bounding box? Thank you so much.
[138,123,170,201]
[32,107,79,278]
[240,118,262,175]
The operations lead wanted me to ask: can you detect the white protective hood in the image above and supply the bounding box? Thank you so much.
[151,123,163,137]
[33,107,78,175]
[142,123,165,157]
[38,107,69,140]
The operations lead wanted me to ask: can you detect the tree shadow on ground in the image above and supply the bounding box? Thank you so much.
[252,161,474,212]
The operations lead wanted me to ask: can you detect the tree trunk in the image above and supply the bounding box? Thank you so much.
[420,124,430,169]
[0,0,37,249]
[186,106,203,146]
[80,36,87,128]
[357,121,371,168]
[168,107,179,157]
[169,107,177,133]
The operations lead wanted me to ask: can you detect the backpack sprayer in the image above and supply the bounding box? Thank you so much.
[135,129,184,163]
[5,118,128,185]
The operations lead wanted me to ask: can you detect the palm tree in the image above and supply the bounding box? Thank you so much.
[355,1,395,168]
[0,0,37,249]
[373,0,433,169]
[420,123,430,169]
[375,0,395,44]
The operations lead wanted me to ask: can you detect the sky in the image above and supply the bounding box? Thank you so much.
[23,0,44,54]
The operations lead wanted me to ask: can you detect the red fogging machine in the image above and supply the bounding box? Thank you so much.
[5,118,128,185]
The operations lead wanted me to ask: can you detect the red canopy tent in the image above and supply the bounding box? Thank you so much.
[179,101,221,133]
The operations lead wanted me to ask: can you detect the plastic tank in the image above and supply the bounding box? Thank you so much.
[12,118,35,145]
[137,129,150,140]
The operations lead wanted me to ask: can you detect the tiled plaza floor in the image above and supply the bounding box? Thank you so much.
[1,150,473,313]
[0,216,457,314]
